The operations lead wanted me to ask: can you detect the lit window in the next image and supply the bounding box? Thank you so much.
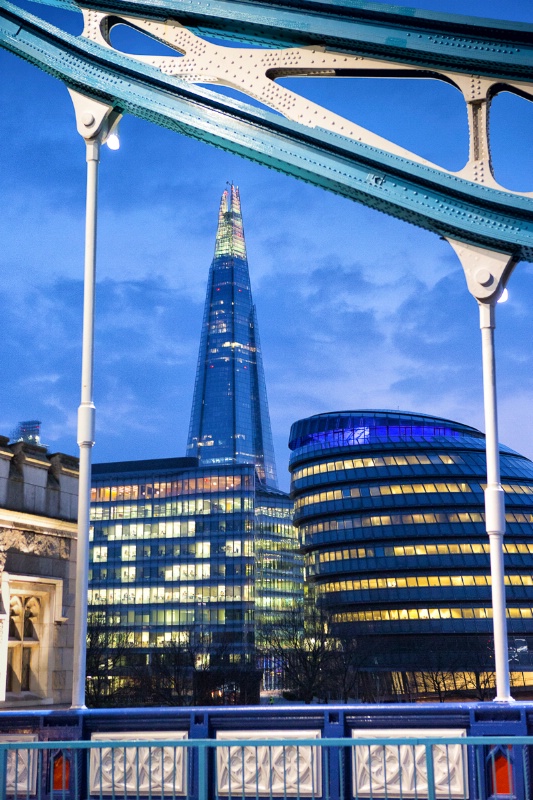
[225,540,242,556]
[121,545,136,562]
[121,567,136,583]
[92,546,108,563]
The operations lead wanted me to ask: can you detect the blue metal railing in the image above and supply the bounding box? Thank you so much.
[0,733,528,800]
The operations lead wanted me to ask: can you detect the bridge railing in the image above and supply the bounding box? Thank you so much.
[0,732,529,800]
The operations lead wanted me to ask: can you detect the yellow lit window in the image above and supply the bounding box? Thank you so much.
[92,546,108,563]
[121,545,137,562]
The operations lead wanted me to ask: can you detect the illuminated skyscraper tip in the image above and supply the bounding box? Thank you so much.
[187,185,278,488]
[214,184,247,260]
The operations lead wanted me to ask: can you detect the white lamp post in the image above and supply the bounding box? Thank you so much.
[448,239,516,702]
[68,90,121,709]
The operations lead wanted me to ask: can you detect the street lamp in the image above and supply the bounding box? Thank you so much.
[68,90,121,709]
[447,239,516,702]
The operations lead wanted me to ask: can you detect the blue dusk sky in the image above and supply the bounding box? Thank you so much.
[1,0,533,491]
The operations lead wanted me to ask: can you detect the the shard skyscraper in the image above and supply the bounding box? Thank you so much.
[89,184,303,698]
[187,185,278,489]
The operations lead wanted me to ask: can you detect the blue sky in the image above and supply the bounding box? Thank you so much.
[1,0,533,491]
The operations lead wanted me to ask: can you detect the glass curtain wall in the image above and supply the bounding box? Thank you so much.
[186,185,277,488]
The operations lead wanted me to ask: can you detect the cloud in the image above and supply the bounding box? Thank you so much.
[3,0,533,494]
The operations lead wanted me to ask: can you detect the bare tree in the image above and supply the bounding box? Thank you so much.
[260,603,334,703]
[132,638,195,706]
[127,626,261,706]
[85,607,133,707]
[326,634,372,703]
[459,636,496,700]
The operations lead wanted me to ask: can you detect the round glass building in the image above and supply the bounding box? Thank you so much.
[289,410,533,699]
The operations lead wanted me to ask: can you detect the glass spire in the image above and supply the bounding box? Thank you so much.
[187,185,278,488]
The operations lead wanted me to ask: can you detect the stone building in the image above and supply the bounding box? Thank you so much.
[0,435,78,707]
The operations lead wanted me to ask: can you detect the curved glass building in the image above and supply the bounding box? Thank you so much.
[289,410,533,698]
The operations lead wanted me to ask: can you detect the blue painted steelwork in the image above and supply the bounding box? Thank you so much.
[10,0,533,81]
[1,0,532,260]
[0,704,532,800]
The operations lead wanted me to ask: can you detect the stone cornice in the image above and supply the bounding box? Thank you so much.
[0,509,77,538]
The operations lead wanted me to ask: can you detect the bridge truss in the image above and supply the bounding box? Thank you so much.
[1,0,532,704]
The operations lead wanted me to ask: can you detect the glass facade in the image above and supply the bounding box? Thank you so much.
[187,185,277,489]
[89,459,301,684]
[289,410,533,694]
[88,187,302,696]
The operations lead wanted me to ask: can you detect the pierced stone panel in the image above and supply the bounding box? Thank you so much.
[216,729,321,797]
[89,732,187,796]
[352,728,468,798]
[0,734,38,795]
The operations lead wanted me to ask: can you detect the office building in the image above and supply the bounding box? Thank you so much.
[289,410,533,699]
[89,187,302,701]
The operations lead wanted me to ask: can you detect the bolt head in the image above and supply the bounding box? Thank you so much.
[476,268,494,287]
[82,112,95,127]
